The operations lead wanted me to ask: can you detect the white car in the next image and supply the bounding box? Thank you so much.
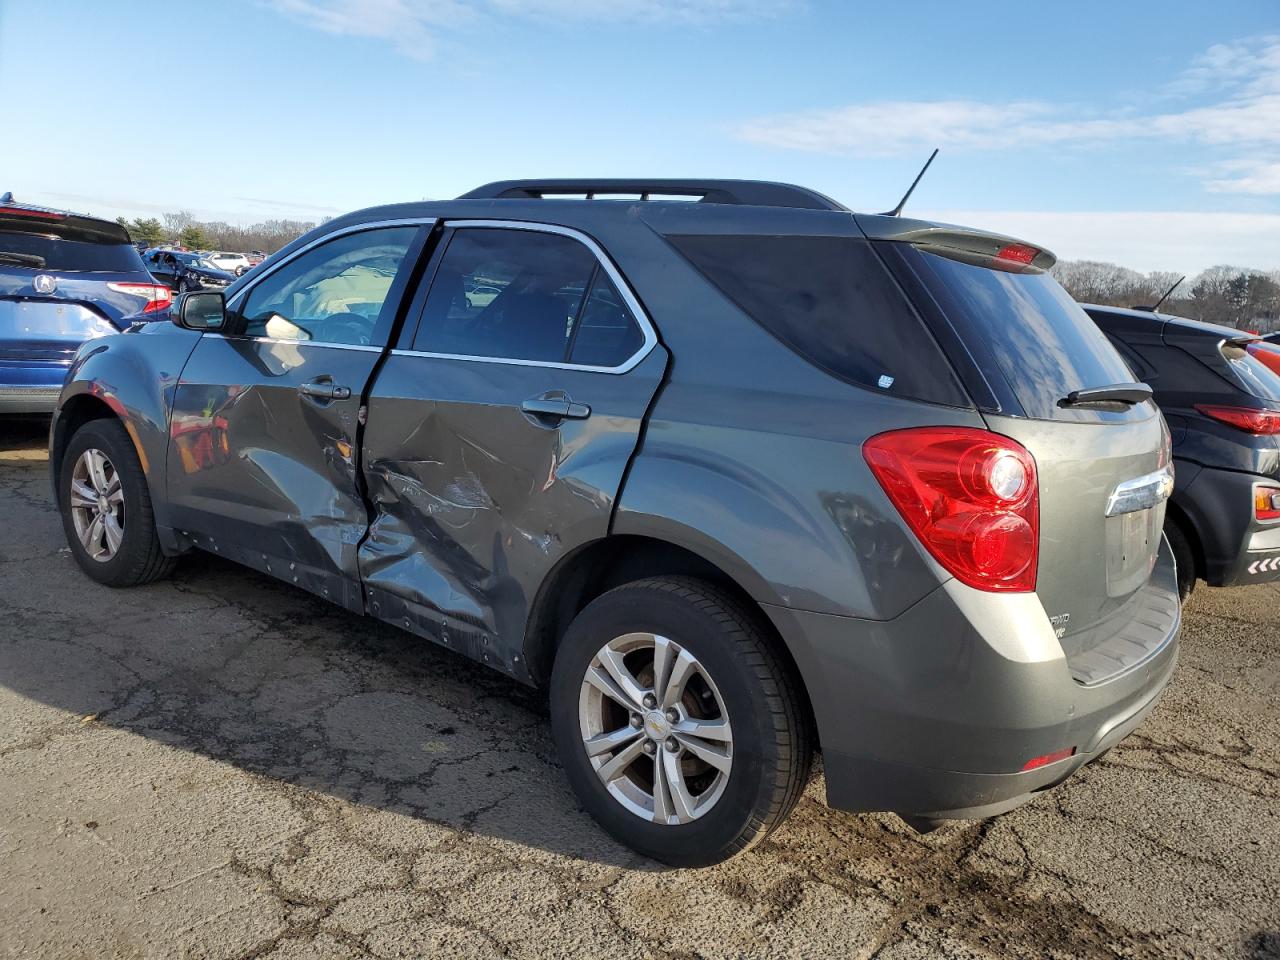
[206,252,251,276]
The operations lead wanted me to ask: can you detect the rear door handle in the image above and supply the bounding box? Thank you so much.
[521,397,591,420]
[299,379,352,401]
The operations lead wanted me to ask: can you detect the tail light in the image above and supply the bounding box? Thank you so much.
[863,427,1039,592]
[1257,487,1280,522]
[107,282,172,315]
[1194,405,1280,435]
[995,243,1039,266]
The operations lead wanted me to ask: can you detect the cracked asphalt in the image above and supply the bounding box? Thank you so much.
[1,417,1278,960]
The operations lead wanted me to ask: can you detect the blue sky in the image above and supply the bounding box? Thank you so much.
[2,1,1278,273]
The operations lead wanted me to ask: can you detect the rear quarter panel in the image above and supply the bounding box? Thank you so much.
[600,215,985,619]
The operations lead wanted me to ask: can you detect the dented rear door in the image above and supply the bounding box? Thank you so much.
[358,222,667,678]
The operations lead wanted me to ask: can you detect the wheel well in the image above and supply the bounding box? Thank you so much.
[1165,501,1204,580]
[49,395,117,497]
[523,536,808,702]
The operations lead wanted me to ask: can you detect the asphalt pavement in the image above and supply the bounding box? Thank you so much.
[1,417,1277,959]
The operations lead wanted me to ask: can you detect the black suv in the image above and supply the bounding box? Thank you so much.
[1087,305,1280,596]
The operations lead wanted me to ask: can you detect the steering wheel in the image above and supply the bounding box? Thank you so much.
[323,311,373,346]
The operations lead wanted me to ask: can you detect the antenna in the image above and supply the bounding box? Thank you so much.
[1149,275,1185,313]
[881,149,939,217]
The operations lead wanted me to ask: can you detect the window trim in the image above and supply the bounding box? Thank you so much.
[222,217,436,348]
[395,219,658,375]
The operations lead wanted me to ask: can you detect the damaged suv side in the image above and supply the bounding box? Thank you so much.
[51,180,1179,866]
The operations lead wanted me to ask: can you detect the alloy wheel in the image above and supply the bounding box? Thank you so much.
[578,632,733,825]
[69,448,125,562]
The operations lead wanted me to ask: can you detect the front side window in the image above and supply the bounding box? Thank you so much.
[236,227,416,346]
[413,227,645,367]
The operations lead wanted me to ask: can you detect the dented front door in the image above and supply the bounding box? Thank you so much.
[164,223,428,610]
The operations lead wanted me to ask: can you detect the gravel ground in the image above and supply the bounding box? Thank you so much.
[1,418,1277,960]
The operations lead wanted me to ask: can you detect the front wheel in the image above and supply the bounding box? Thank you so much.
[550,577,812,866]
[60,419,176,587]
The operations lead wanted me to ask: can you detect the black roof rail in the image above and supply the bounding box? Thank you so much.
[458,179,849,212]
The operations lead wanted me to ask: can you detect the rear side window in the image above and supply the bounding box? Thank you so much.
[0,231,145,272]
[666,234,968,406]
[905,248,1137,420]
[414,227,646,368]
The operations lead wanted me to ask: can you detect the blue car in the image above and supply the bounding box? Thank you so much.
[0,194,172,413]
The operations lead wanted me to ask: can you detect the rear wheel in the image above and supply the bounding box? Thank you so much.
[60,419,176,587]
[1165,520,1196,601]
[550,576,811,866]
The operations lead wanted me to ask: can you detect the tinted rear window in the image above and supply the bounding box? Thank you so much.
[1233,343,1280,401]
[906,248,1137,420]
[0,231,145,272]
[667,234,968,406]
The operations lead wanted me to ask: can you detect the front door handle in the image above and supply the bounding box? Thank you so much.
[521,397,591,421]
[299,379,352,402]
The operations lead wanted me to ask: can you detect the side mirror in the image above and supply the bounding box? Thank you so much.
[174,290,226,331]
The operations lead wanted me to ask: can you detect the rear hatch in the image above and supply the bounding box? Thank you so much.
[0,207,167,366]
[868,218,1172,660]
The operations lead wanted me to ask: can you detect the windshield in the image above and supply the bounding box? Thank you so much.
[902,247,1139,421]
[0,231,146,272]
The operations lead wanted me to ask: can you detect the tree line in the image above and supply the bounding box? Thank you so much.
[1051,260,1280,333]
[114,210,323,256]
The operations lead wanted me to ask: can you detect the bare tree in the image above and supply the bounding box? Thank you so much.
[162,210,195,238]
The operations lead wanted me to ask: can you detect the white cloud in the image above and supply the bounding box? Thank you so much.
[266,0,796,58]
[1205,160,1280,195]
[1169,34,1280,97]
[735,35,1280,195]
[919,209,1280,275]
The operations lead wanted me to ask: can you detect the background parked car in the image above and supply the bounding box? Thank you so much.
[206,251,250,276]
[246,250,267,267]
[143,249,236,293]
[0,194,170,413]
[1086,304,1280,597]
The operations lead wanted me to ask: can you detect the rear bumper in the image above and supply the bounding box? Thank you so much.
[762,546,1180,820]
[1176,465,1280,586]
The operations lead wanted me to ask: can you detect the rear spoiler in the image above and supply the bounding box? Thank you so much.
[0,205,129,246]
[854,214,1056,273]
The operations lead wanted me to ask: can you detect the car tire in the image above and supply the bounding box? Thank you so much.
[1166,520,1196,601]
[550,576,812,867]
[59,419,176,588]
[236,266,246,276]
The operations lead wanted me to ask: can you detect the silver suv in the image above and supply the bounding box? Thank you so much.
[50,179,1179,865]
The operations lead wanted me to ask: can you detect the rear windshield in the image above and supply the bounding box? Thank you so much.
[666,234,968,406]
[904,248,1138,420]
[0,231,146,272]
